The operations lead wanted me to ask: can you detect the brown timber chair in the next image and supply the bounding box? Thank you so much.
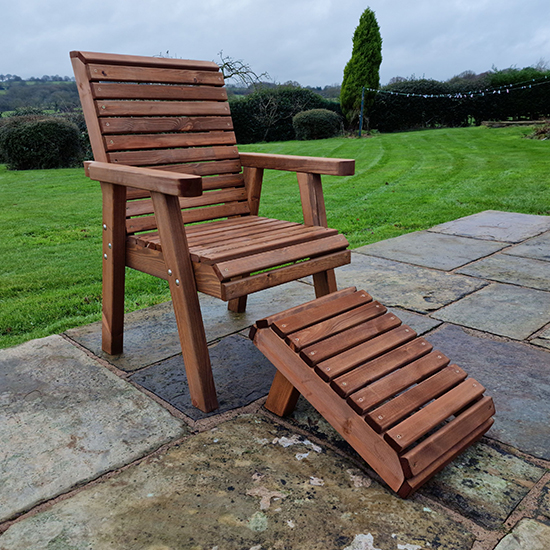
[71,51,354,414]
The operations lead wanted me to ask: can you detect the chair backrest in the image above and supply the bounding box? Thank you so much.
[71,51,250,234]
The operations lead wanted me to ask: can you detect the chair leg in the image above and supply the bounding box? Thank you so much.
[265,269,338,415]
[265,371,300,417]
[313,269,338,298]
[151,191,218,413]
[228,295,248,313]
[101,182,127,355]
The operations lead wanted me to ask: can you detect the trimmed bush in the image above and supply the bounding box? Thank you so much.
[0,116,82,170]
[293,109,343,140]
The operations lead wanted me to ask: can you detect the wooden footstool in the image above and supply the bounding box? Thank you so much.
[250,287,495,497]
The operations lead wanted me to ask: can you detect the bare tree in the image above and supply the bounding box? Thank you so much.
[216,51,269,88]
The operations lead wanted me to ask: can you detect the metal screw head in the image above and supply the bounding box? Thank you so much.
[103,253,108,260]
[342,382,347,386]
[167,269,173,276]
[103,224,107,231]
[378,415,384,420]
[326,367,331,372]
[396,434,402,439]
[175,279,180,286]
[108,243,112,249]
[310,351,315,356]
[358,398,364,403]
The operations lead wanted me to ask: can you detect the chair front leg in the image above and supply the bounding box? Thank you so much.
[151,191,219,413]
[100,182,127,355]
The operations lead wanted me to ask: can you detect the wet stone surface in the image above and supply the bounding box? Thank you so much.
[339,253,486,313]
[355,231,507,271]
[432,283,550,340]
[531,327,550,350]
[429,210,550,243]
[457,253,550,292]
[130,334,277,420]
[426,324,550,459]
[537,478,550,520]
[0,415,475,550]
[0,335,185,523]
[493,519,550,550]
[420,442,545,530]
[66,282,313,372]
[503,231,550,262]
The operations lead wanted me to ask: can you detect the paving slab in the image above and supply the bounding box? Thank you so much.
[421,442,545,530]
[0,335,185,523]
[337,253,487,313]
[538,478,550,520]
[0,415,475,550]
[284,395,544,531]
[531,327,550,350]
[457,253,550,291]
[432,283,550,340]
[130,334,277,420]
[503,230,550,262]
[493,519,550,550]
[429,210,550,243]
[388,308,442,335]
[65,281,313,372]
[355,231,507,270]
[425,324,550,459]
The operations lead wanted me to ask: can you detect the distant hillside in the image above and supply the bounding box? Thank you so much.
[0,76,80,113]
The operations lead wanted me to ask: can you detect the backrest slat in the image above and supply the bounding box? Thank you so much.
[100,116,233,134]
[71,50,249,234]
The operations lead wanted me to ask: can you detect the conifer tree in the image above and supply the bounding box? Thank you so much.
[341,8,382,128]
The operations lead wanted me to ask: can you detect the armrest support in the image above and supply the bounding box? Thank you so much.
[85,161,203,197]
[240,152,355,176]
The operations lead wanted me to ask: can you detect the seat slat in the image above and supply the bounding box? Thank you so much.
[195,226,338,264]
[87,63,224,85]
[366,365,467,433]
[220,250,351,301]
[316,325,417,381]
[272,291,372,337]
[400,396,495,478]
[95,100,231,117]
[213,234,349,279]
[347,351,450,414]
[301,309,397,368]
[288,300,387,352]
[188,219,297,246]
[384,379,486,452]
[129,217,275,249]
[92,82,228,101]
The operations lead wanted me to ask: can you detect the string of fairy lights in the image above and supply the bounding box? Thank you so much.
[363,74,550,99]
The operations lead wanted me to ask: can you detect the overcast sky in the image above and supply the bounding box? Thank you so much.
[3,0,550,86]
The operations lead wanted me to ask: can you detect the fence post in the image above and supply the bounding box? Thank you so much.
[359,87,365,137]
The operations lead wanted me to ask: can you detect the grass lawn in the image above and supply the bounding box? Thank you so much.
[1,125,549,349]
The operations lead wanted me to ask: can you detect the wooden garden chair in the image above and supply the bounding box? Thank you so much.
[71,51,354,414]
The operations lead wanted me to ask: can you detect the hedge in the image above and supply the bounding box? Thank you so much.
[293,109,343,140]
[0,115,83,170]
[230,87,340,143]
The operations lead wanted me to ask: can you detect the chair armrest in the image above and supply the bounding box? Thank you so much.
[84,161,203,197]
[239,152,355,176]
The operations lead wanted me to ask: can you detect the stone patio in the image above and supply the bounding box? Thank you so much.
[1,210,550,549]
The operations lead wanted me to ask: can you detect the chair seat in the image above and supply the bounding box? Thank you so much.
[127,216,351,300]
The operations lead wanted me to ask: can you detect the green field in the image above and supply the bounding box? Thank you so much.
[1,126,549,349]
